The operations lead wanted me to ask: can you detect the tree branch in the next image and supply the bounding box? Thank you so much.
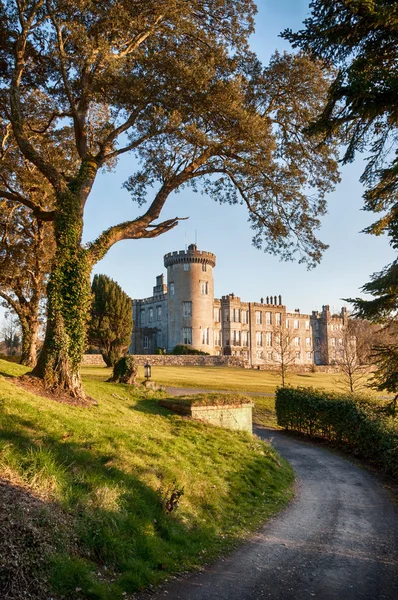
[0,189,55,221]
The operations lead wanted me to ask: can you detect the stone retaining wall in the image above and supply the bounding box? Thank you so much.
[81,354,352,374]
[159,400,253,433]
[81,354,247,368]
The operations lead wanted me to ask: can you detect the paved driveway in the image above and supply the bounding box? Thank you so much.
[140,428,398,600]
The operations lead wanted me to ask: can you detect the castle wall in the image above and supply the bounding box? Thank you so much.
[129,246,348,367]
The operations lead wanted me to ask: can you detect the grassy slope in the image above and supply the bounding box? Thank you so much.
[0,359,293,599]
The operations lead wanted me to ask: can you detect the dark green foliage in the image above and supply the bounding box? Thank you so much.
[171,345,210,356]
[275,386,398,477]
[89,275,133,368]
[108,355,138,385]
[283,1,398,404]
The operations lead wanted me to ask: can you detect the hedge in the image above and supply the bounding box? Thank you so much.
[275,387,398,478]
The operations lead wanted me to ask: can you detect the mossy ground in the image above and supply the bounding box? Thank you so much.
[0,359,293,599]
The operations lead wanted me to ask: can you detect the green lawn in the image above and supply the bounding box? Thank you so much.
[0,359,293,599]
[81,364,378,429]
[82,363,356,394]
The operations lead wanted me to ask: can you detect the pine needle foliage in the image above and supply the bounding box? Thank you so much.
[88,274,133,367]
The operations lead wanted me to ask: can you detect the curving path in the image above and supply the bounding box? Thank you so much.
[143,428,398,600]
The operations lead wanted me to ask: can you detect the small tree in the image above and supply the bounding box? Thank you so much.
[272,324,296,387]
[88,275,133,367]
[1,312,21,356]
[329,323,368,394]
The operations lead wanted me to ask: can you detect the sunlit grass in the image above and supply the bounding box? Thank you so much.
[0,359,293,598]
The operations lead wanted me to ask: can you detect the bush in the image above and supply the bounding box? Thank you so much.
[275,387,398,478]
[171,345,210,355]
[108,355,138,384]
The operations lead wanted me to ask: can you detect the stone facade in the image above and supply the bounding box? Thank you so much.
[130,244,350,367]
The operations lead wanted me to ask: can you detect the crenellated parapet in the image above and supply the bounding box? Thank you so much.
[164,243,216,268]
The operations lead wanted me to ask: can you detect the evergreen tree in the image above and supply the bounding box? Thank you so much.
[283,0,398,405]
[89,275,133,368]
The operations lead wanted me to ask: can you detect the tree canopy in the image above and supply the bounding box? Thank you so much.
[0,0,339,397]
[283,0,398,404]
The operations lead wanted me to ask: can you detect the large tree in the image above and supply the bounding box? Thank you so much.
[0,202,54,366]
[283,0,398,405]
[0,0,339,399]
[89,274,133,367]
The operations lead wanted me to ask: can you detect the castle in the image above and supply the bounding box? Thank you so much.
[130,244,349,367]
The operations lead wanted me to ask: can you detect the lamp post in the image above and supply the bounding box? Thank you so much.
[144,363,152,381]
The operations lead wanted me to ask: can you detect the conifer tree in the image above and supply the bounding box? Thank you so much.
[89,274,133,368]
[283,0,398,404]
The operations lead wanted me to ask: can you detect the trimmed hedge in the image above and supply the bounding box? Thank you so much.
[275,387,398,478]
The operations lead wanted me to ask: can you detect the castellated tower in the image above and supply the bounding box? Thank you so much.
[164,244,216,352]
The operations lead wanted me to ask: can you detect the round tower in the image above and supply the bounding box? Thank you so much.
[164,244,216,352]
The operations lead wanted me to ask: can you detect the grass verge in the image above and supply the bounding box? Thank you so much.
[0,359,293,599]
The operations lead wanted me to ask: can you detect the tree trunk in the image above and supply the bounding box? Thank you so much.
[20,318,40,367]
[32,188,92,399]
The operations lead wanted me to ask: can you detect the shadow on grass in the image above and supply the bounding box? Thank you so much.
[0,414,219,598]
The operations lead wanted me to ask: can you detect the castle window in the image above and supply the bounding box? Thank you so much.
[294,337,300,346]
[182,327,192,345]
[170,283,175,296]
[331,338,336,346]
[202,328,210,345]
[275,312,281,326]
[232,308,240,322]
[255,311,262,325]
[256,332,262,347]
[223,308,229,321]
[183,302,192,317]
[140,309,145,323]
[232,330,240,346]
[202,263,207,272]
[184,263,190,271]
[306,351,312,361]
[305,320,310,330]
[295,351,301,360]
[143,335,149,350]
[201,281,208,295]
[315,321,319,331]
[214,330,221,346]
[149,308,153,323]
[338,338,343,346]
[241,331,248,346]
[286,319,289,328]
[275,332,281,345]
[267,352,273,361]
[305,337,311,346]
[265,312,272,325]
[294,319,299,329]
[241,310,248,324]
[157,306,162,320]
[265,332,272,346]
[315,337,320,347]
[213,308,220,322]
[315,351,321,362]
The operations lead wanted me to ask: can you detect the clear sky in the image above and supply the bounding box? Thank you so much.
[1,1,394,326]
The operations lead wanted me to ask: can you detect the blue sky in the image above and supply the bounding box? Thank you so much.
[1,1,394,326]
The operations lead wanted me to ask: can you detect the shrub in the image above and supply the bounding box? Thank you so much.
[171,345,210,356]
[108,355,137,385]
[275,387,398,478]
